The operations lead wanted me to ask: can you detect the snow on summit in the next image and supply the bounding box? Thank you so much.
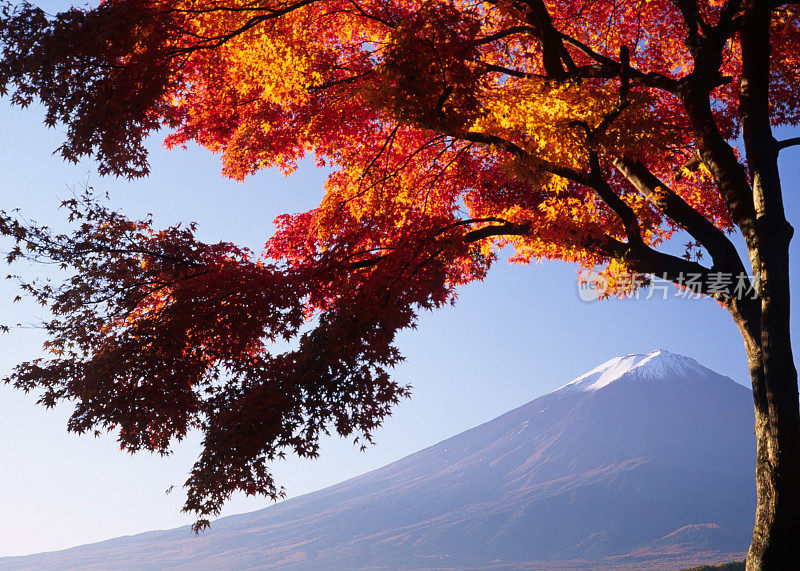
[563,349,706,392]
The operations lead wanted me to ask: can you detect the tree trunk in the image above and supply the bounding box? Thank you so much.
[748,375,800,570]
[736,1,800,565]
[740,232,800,569]
[746,349,800,570]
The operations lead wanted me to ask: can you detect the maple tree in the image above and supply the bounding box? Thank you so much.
[0,0,799,566]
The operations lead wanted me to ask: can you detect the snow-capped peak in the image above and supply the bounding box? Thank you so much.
[561,349,702,392]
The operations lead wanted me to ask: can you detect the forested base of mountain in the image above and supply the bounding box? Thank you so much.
[682,561,746,571]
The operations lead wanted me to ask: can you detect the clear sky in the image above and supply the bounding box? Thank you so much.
[1,1,799,557]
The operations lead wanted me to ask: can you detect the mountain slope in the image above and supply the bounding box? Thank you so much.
[0,350,755,569]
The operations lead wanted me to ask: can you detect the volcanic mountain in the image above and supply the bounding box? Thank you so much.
[0,350,755,569]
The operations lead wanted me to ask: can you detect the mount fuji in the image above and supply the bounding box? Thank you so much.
[0,350,755,569]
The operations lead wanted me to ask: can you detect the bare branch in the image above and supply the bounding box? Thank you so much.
[478,62,539,79]
[464,221,530,242]
[777,137,800,151]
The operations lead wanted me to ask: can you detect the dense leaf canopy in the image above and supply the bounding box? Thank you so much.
[1,0,798,528]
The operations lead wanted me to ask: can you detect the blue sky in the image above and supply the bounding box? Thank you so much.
[1,2,799,556]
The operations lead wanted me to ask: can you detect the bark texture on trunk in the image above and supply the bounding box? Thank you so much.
[735,1,800,567]
[745,344,800,570]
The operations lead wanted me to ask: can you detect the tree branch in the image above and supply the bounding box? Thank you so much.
[455,130,593,186]
[673,151,702,181]
[612,156,747,275]
[167,0,318,54]
[458,211,739,305]
[473,25,537,46]
[586,153,644,246]
[777,137,800,151]
[668,0,709,43]
[463,221,530,242]
[677,11,756,251]
[559,34,680,93]
[516,0,571,79]
[478,62,539,79]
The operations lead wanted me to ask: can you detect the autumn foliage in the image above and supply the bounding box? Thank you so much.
[1,0,799,555]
